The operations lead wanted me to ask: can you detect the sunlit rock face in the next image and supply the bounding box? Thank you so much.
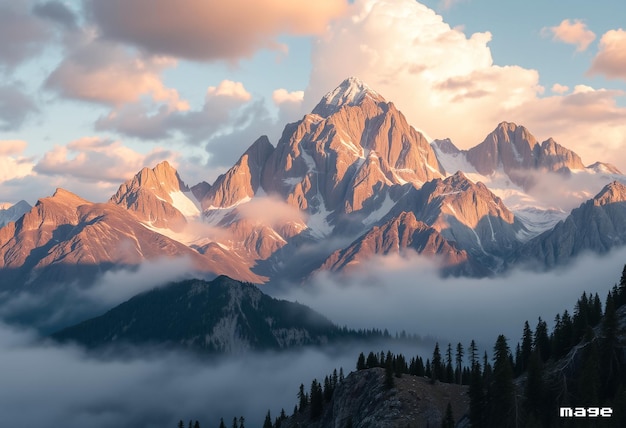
[516,181,626,267]
[2,78,626,288]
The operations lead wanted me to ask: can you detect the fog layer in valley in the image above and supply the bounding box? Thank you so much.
[0,322,431,428]
[1,248,625,426]
[272,248,626,349]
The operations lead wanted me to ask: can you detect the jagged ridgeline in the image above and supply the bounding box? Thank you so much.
[51,275,390,352]
[3,78,626,291]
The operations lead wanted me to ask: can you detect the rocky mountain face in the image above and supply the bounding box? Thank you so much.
[284,367,469,428]
[0,200,31,228]
[52,275,352,353]
[0,188,262,290]
[516,181,626,267]
[1,77,626,289]
[258,77,444,220]
[465,122,586,187]
[110,160,198,232]
[319,211,477,276]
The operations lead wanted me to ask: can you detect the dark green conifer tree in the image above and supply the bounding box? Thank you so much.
[432,343,443,383]
[309,379,324,419]
[591,292,603,325]
[445,343,454,383]
[366,351,378,368]
[298,383,307,412]
[455,342,464,384]
[489,335,514,428]
[523,349,544,425]
[469,360,484,427]
[385,355,395,389]
[468,339,478,368]
[577,327,600,406]
[533,317,551,362]
[356,352,366,370]
[441,402,454,428]
[520,320,533,371]
[218,418,226,428]
[263,410,272,428]
[600,291,620,399]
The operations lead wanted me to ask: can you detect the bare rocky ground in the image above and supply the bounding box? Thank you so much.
[284,367,469,428]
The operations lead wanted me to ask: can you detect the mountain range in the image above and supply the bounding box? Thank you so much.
[1,77,625,291]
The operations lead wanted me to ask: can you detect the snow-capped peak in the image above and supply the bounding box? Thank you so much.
[312,77,384,117]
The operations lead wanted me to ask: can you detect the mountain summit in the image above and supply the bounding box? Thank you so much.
[110,160,200,231]
[1,78,625,289]
[312,76,385,117]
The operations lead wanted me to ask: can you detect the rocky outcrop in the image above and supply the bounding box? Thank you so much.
[393,172,525,261]
[284,368,469,428]
[260,77,444,218]
[319,211,476,276]
[200,135,274,210]
[516,181,626,267]
[109,160,193,231]
[432,138,461,155]
[466,122,586,187]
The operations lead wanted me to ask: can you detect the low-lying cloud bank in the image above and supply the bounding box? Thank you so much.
[0,257,198,333]
[0,322,428,428]
[272,248,626,349]
[1,243,626,426]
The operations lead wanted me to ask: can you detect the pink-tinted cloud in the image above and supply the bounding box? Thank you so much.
[272,89,305,105]
[0,140,28,156]
[207,80,252,101]
[551,83,569,94]
[95,80,255,142]
[306,0,540,148]
[86,0,347,61]
[511,85,626,169]
[45,38,187,109]
[305,0,626,172]
[34,137,173,184]
[545,19,596,52]
[0,141,33,183]
[588,29,626,80]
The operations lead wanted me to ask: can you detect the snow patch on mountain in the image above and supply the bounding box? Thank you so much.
[362,193,396,225]
[319,77,380,109]
[431,143,477,176]
[306,199,333,238]
[169,190,200,218]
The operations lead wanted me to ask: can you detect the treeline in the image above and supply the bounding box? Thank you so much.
[286,265,626,427]
[180,266,626,427]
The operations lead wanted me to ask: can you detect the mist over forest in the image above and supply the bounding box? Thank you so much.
[1,248,624,427]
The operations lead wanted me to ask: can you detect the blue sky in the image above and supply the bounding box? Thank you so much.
[1,0,625,204]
